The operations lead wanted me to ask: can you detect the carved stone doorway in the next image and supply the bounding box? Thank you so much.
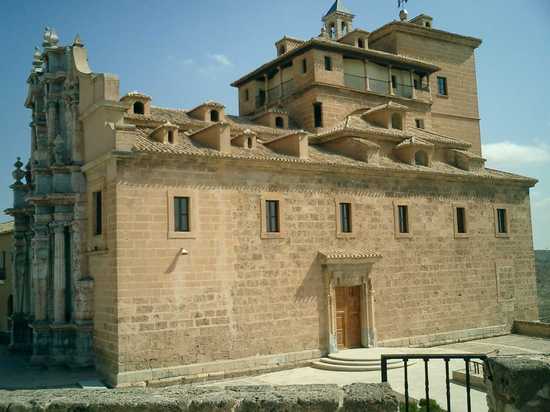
[319,250,382,354]
[335,286,362,349]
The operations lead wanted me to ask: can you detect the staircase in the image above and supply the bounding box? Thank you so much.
[311,348,417,372]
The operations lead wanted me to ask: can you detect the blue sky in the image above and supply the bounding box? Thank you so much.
[1,0,549,248]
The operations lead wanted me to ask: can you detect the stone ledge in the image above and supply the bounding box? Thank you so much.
[512,320,550,339]
[0,383,398,412]
[379,324,509,348]
[110,349,323,387]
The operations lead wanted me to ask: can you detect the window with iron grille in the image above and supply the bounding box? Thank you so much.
[398,205,409,234]
[174,197,190,232]
[93,191,102,236]
[437,76,448,96]
[266,200,280,233]
[324,56,332,71]
[340,203,352,233]
[497,208,508,234]
[456,207,467,234]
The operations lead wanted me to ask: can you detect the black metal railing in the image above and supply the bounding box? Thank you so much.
[368,77,390,94]
[394,82,413,99]
[344,73,367,91]
[381,353,489,412]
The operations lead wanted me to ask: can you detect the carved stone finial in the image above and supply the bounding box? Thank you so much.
[73,34,83,47]
[399,9,408,21]
[49,28,59,45]
[25,160,32,185]
[54,134,65,165]
[12,157,25,184]
[42,27,52,47]
[319,27,328,38]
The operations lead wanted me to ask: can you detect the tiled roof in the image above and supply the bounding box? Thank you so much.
[324,0,353,17]
[0,221,14,234]
[131,130,535,185]
[320,250,382,261]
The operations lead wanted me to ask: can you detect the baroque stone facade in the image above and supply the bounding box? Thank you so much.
[7,2,538,387]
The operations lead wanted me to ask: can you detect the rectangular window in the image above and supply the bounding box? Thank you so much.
[415,119,425,129]
[302,58,307,74]
[339,203,352,233]
[391,75,397,89]
[313,102,323,128]
[245,89,249,101]
[0,251,5,280]
[266,200,280,233]
[456,207,467,234]
[93,191,102,236]
[324,56,332,71]
[437,76,448,96]
[497,208,508,234]
[174,197,190,232]
[398,205,409,234]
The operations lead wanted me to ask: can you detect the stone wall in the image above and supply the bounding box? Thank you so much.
[0,229,13,342]
[535,250,550,322]
[0,383,398,412]
[89,152,538,386]
[486,356,550,412]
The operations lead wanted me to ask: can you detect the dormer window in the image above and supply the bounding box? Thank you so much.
[275,116,285,129]
[278,45,286,56]
[415,150,429,166]
[210,110,220,122]
[247,138,253,149]
[391,113,403,130]
[357,38,365,49]
[133,101,145,115]
[168,130,174,144]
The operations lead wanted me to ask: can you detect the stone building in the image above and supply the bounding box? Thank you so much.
[6,2,539,387]
[535,251,550,322]
[0,221,14,344]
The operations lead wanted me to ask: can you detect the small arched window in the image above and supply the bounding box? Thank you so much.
[415,151,429,166]
[133,101,145,115]
[358,38,365,49]
[275,116,285,129]
[210,110,220,122]
[168,130,174,144]
[330,24,336,39]
[342,22,348,35]
[391,113,403,130]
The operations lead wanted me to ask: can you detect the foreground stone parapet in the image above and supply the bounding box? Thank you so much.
[0,383,397,412]
[486,356,550,412]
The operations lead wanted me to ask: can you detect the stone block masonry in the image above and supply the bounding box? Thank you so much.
[535,250,550,322]
[0,383,398,412]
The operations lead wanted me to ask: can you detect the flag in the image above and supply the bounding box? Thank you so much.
[398,0,408,8]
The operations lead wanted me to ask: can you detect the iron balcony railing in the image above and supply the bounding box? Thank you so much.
[265,79,296,105]
[381,353,489,412]
[369,77,391,95]
[344,73,367,91]
[394,82,413,99]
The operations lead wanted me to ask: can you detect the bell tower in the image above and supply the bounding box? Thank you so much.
[323,0,355,40]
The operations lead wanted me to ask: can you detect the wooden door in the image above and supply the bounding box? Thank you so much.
[335,286,362,349]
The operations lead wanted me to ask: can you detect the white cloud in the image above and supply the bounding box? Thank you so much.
[208,54,233,67]
[483,141,550,166]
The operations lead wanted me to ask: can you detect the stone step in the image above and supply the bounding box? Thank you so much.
[327,353,402,363]
[311,359,408,372]
[319,357,402,367]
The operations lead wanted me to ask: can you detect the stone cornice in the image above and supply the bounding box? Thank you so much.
[128,149,537,189]
[369,21,482,49]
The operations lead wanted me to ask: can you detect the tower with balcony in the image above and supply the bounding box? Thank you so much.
[232,0,482,152]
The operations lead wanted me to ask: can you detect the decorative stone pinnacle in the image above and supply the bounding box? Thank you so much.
[73,34,83,47]
[12,157,25,184]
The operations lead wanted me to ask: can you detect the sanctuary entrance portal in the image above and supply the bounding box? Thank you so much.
[335,286,362,349]
[319,250,382,353]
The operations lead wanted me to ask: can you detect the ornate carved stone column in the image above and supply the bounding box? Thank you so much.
[51,221,66,324]
[32,223,50,322]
